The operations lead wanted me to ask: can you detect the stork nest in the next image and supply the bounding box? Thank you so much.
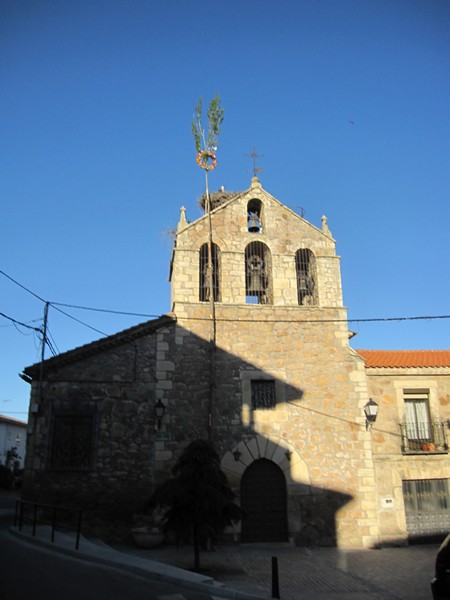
[198,190,241,212]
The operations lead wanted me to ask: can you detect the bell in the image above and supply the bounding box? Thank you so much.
[297,274,309,293]
[247,273,265,293]
[248,215,261,233]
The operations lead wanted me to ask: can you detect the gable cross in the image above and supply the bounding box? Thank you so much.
[245,147,264,177]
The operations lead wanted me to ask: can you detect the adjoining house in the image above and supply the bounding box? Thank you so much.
[357,349,450,544]
[0,414,27,470]
[21,177,450,546]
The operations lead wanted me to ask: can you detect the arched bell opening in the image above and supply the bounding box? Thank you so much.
[245,241,272,304]
[247,199,263,233]
[199,242,221,302]
[295,248,317,306]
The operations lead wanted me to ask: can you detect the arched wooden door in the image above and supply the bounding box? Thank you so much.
[241,458,288,542]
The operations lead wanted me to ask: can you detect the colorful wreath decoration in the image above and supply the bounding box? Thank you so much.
[196,150,217,171]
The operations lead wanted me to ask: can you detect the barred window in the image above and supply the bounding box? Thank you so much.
[51,415,94,471]
[245,241,272,304]
[251,380,276,410]
[199,242,221,302]
[295,248,317,306]
[403,479,450,512]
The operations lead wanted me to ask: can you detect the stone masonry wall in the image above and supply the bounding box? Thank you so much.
[166,303,378,548]
[167,179,378,547]
[365,367,450,544]
[22,333,160,531]
[171,179,342,309]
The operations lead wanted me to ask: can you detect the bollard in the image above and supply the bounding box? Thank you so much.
[272,555,280,598]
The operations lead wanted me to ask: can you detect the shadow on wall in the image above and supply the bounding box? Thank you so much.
[221,432,352,547]
[20,317,355,545]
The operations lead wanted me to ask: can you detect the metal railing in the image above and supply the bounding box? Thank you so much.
[400,421,449,455]
[14,499,83,550]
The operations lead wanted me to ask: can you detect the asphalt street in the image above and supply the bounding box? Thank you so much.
[0,491,441,599]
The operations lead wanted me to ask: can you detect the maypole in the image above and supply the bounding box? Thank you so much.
[192,95,224,442]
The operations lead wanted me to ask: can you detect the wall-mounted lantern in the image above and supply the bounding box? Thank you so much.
[364,398,379,431]
[285,450,292,461]
[154,400,166,431]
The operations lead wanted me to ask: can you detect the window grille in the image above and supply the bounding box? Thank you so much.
[402,479,450,512]
[245,241,272,304]
[247,199,262,233]
[51,415,93,471]
[400,389,448,453]
[251,380,276,410]
[199,243,220,302]
[295,249,317,306]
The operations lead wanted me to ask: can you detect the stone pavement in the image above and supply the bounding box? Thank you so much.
[114,540,438,600]
[5,489,438,600]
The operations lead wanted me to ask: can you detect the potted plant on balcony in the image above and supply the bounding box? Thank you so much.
[421,442,436,452]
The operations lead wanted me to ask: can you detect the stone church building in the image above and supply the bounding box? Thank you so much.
[22,177,450,547]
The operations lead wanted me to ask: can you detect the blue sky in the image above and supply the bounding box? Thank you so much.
[1,0,450,421]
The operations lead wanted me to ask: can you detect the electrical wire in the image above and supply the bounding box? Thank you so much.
[2,269,450,330]
[0,311,43,333]
[44,332,58,357]
[50,304,108,337]
[168,314,450,324]
[50,301,159,318]
[46,328,60,355]
[0,270,46,303]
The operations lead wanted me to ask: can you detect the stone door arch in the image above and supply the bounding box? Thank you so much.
[241,458,288,542]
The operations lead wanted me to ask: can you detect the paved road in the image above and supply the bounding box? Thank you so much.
[0,528,220,600]
[0,491,218,600]
[1,490,440,599]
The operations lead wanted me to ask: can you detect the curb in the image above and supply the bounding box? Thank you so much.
[9,526,266,600]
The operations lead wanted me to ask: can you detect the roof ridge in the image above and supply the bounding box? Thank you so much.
[24,313,176,376]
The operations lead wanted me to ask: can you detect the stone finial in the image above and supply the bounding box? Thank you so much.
[177,206,187,231]
[251,176,262,189]
[321,215,332,236]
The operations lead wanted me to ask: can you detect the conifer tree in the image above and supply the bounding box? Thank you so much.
[148,439,240,570]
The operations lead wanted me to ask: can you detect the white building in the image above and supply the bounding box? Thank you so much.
[0,414,27,470]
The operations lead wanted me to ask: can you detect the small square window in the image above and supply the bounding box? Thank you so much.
[251,380,276,410]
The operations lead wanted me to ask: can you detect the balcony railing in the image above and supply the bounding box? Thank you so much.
[400,421,449,455]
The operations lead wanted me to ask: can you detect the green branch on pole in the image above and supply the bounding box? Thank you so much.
[192,94,224,171]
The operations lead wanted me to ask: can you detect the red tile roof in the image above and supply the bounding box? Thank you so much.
[357,350,450,368]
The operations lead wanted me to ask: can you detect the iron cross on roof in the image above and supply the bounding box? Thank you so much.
[245,148,264,177]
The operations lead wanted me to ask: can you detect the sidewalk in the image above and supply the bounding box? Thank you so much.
[9,523,264,599]
[9,516,438,600]
[114,540,438,600]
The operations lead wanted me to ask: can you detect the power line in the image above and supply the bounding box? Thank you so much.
[2,269,450,330]
[50,301,159,318]
[0,270,46,303]
[46,328,60,355]
[1,270,112,335]
[0,311,42,333]
[1,269,158,322]
[173,314,450,325]
[50,304,108,337]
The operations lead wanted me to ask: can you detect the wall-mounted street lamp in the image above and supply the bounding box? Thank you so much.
[285,450,292,461]
[364,398,379,431]
[233,449,242,462]
[154,400,166,431]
